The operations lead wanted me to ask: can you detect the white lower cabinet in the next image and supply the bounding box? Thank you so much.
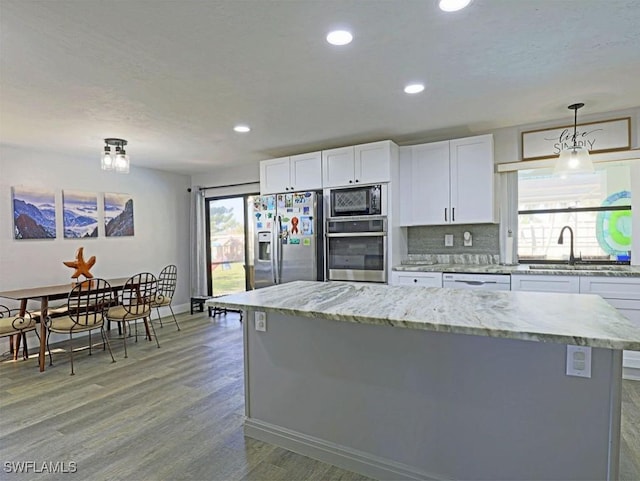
[579,276,640,377]
[390,271,442,288]
[510,275,580,293]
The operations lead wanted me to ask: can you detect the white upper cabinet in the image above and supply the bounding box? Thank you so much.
[260,151,322,195]
[322,146,354,188]
[323,141,393,188]
[399,134,496,226]
[409,141,451,225]
[449,135,496,224]
[355,141,392,185]
[289,152,323,191]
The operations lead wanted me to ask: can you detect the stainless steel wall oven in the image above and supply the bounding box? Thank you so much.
[326,216,387,283]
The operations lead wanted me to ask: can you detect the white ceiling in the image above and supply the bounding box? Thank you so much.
[1,0,639,176]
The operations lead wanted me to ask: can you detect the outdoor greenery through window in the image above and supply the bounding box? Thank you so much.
[517,162,632,264]
[207,196,247,296]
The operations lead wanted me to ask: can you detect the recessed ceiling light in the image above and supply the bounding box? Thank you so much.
[404,83,425,94]
[326,30,353,46]
[438,0,472,12]
[234,125,251,133]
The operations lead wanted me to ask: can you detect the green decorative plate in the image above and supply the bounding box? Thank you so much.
[595,190,631,257]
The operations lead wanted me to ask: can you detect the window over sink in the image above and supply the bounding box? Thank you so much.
[517,162,632,264]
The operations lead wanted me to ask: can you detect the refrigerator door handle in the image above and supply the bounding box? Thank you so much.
[277,215,284,284]
[271,218,278,284]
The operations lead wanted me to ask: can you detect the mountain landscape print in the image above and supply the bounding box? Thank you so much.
[63,190,98,238]
[12,186,57,239]
[104,192,134,237]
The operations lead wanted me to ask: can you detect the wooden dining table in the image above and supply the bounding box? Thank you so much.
[0,277,129,372]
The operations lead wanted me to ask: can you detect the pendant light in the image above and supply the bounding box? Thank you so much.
[553,103,594,176]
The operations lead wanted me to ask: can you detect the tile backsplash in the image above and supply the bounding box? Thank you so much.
[407,223,500,255]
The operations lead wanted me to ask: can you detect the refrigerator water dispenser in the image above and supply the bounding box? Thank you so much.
[257,232,271,261]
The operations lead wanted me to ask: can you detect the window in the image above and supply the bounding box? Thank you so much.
[517,162,632,263]
[206,195,250,296]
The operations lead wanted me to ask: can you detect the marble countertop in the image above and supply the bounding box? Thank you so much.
[207,280,640,350]
[394,263,640,277]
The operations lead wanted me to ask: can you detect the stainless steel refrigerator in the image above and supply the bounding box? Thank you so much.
[248,191,324,289]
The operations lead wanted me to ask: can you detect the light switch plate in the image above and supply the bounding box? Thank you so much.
[445,234,454,247]
[566,345,591,378]
[463,231,473,247]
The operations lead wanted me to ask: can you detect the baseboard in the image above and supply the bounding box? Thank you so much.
[244,418,443,481]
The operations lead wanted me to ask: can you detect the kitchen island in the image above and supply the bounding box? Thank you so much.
[207,281,640,481]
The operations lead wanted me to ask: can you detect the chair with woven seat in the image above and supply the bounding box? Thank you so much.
[45,278,116,375]
[151,264,180,331]
[0,305,38,360]
[106,272,161,358]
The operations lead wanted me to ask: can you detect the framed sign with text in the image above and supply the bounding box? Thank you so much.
[521,117,631,161]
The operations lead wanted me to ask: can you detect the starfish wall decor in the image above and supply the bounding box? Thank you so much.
[63,247,97,281]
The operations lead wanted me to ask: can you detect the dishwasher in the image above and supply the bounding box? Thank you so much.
[442,273,511,291]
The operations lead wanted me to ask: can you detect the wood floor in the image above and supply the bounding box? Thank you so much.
[1,311,639,481]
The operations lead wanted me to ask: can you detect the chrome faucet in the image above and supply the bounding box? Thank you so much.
[557,226,576,265]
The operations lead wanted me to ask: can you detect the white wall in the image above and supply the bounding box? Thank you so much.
[191,162,260,197]
[0,145,191,309]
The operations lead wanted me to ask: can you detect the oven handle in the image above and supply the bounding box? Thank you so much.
[326,232,387,238]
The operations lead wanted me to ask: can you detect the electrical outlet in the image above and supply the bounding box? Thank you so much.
[566,345,591,378]
[254,311,267,332]
[463,231,473,247]
[445,234,454,247]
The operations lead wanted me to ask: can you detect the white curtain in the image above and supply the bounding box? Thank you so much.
[189,187,208,296]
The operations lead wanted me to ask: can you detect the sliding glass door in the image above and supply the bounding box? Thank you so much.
[206,195,251,297]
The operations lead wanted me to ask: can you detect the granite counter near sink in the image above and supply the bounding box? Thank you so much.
[394,262,640,277]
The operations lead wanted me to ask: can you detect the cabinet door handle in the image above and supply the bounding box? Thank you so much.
[452,207,455,222]
[444,208,447,221]
[285,187,289,191]
[349,180,353,184]
[291,186,294,191]
[413,279,417,283]
[355,179,359,183]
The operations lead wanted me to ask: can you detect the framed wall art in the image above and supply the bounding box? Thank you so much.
[104,192,134,237]
[63,190,98,238]
[521,117,631,161]
[12,186,57,239]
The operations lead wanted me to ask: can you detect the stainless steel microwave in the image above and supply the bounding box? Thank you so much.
[329,184,386,217]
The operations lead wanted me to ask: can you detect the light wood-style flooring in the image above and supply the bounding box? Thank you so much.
[1,312,639,480]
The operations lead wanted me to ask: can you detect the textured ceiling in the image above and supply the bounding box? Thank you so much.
[1,0,639,175]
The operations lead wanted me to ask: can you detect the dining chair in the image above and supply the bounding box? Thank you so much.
[0,305,38,360]
[45,278,116,375]
[151,264,180,331]
[106,272,161,358]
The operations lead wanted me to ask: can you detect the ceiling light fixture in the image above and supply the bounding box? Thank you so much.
[234,125,251,133]
[102,138,130,174]
[326,30,353,46]
[404,83,425,94]
[553,103,595,177]
[438,0,472,12]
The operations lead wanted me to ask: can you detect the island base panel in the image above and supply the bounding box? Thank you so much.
[243,311,622,481]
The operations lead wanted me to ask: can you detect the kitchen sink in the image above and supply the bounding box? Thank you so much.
[527,264,629,271]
